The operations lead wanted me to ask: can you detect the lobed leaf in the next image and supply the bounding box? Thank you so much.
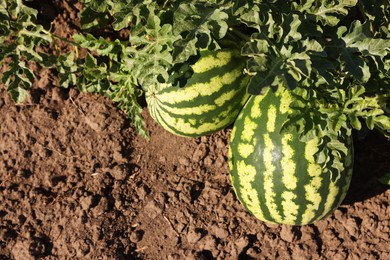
[306,0,358,26]
[172,3,229,63]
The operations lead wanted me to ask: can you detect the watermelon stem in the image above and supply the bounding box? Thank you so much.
[228,28,251,43]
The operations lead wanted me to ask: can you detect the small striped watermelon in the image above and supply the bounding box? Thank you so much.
[229,86,354,225]
[145,49,249,137]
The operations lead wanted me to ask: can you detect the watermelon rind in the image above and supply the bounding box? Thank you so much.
[229,86,354,225]
[146,49,250,137]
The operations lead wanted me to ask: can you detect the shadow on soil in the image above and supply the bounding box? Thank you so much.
[342,130,390,205]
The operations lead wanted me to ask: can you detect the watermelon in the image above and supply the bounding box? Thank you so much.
[145,49,249,137]
[229,86,354,225]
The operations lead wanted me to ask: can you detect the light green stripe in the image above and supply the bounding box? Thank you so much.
[281,133,297,190]
[214,88,239,107]
[301,139,323,224]
[250,94,266,119]
[280,132,299,224]
[278,88,293,114]
[236,160,265,221]
[266,105,277,132]
[281,191,299,224]
[238,143,255,158]
[157,68,242,103]
[228,149,233,169]
[241,117,257,143]
[263,134,282,223]
[192,51,233,73]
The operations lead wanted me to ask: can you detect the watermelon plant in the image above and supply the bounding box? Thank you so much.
[1,0,389,224]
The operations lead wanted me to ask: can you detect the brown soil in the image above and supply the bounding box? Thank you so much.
[1,1,389,259]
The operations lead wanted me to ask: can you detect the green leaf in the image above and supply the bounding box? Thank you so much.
[327,138,349,156]
[378,173,390,185]
[242,34,269,58]
[86,0,108,13]
[247,58,284,95]
[8,85,30,104]
[172,3,229,63]
[356,38,390,57]
[80,6,109,30]
[359,0,389,37]
[2,56,34,104]
[107,81,148,138]
[172,37,199,64]
[74,33,123,61]
[0,1,10,37]
[112,9,133,31]
[341,20,390,60]
[373,115,390,135]
[19,25,52,44]
[348,112,362,130]
[307,0,358,26]
[286,52,312,82]
[0,43,15,61]
[8,0,38,19]
[335,20,390,81]
[17,44,42,61]
[340,45,365,81]
[238,4,262,30]
[282,14,302,42]
[56,52,79,88]
[126,17,177,90]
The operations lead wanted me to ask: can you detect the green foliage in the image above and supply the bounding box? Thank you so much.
[71,33,149,137]
[171,2,230,63]
[238,0,390,147]
[0,0,52,103]
[0,0,389,146]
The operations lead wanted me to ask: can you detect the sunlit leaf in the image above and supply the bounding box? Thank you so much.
[172,3,229,62]
[308,0,358,26]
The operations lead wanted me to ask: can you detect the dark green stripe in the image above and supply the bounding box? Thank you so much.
[156,100,233,127]
[156,82,247,123]
[269,92,286,222]
[250,94,274,222]
[229,98,248,204]
[291,137,311,225]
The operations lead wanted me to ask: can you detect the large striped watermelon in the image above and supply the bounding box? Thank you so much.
[145,49,249,137]
[229,86,354,225]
